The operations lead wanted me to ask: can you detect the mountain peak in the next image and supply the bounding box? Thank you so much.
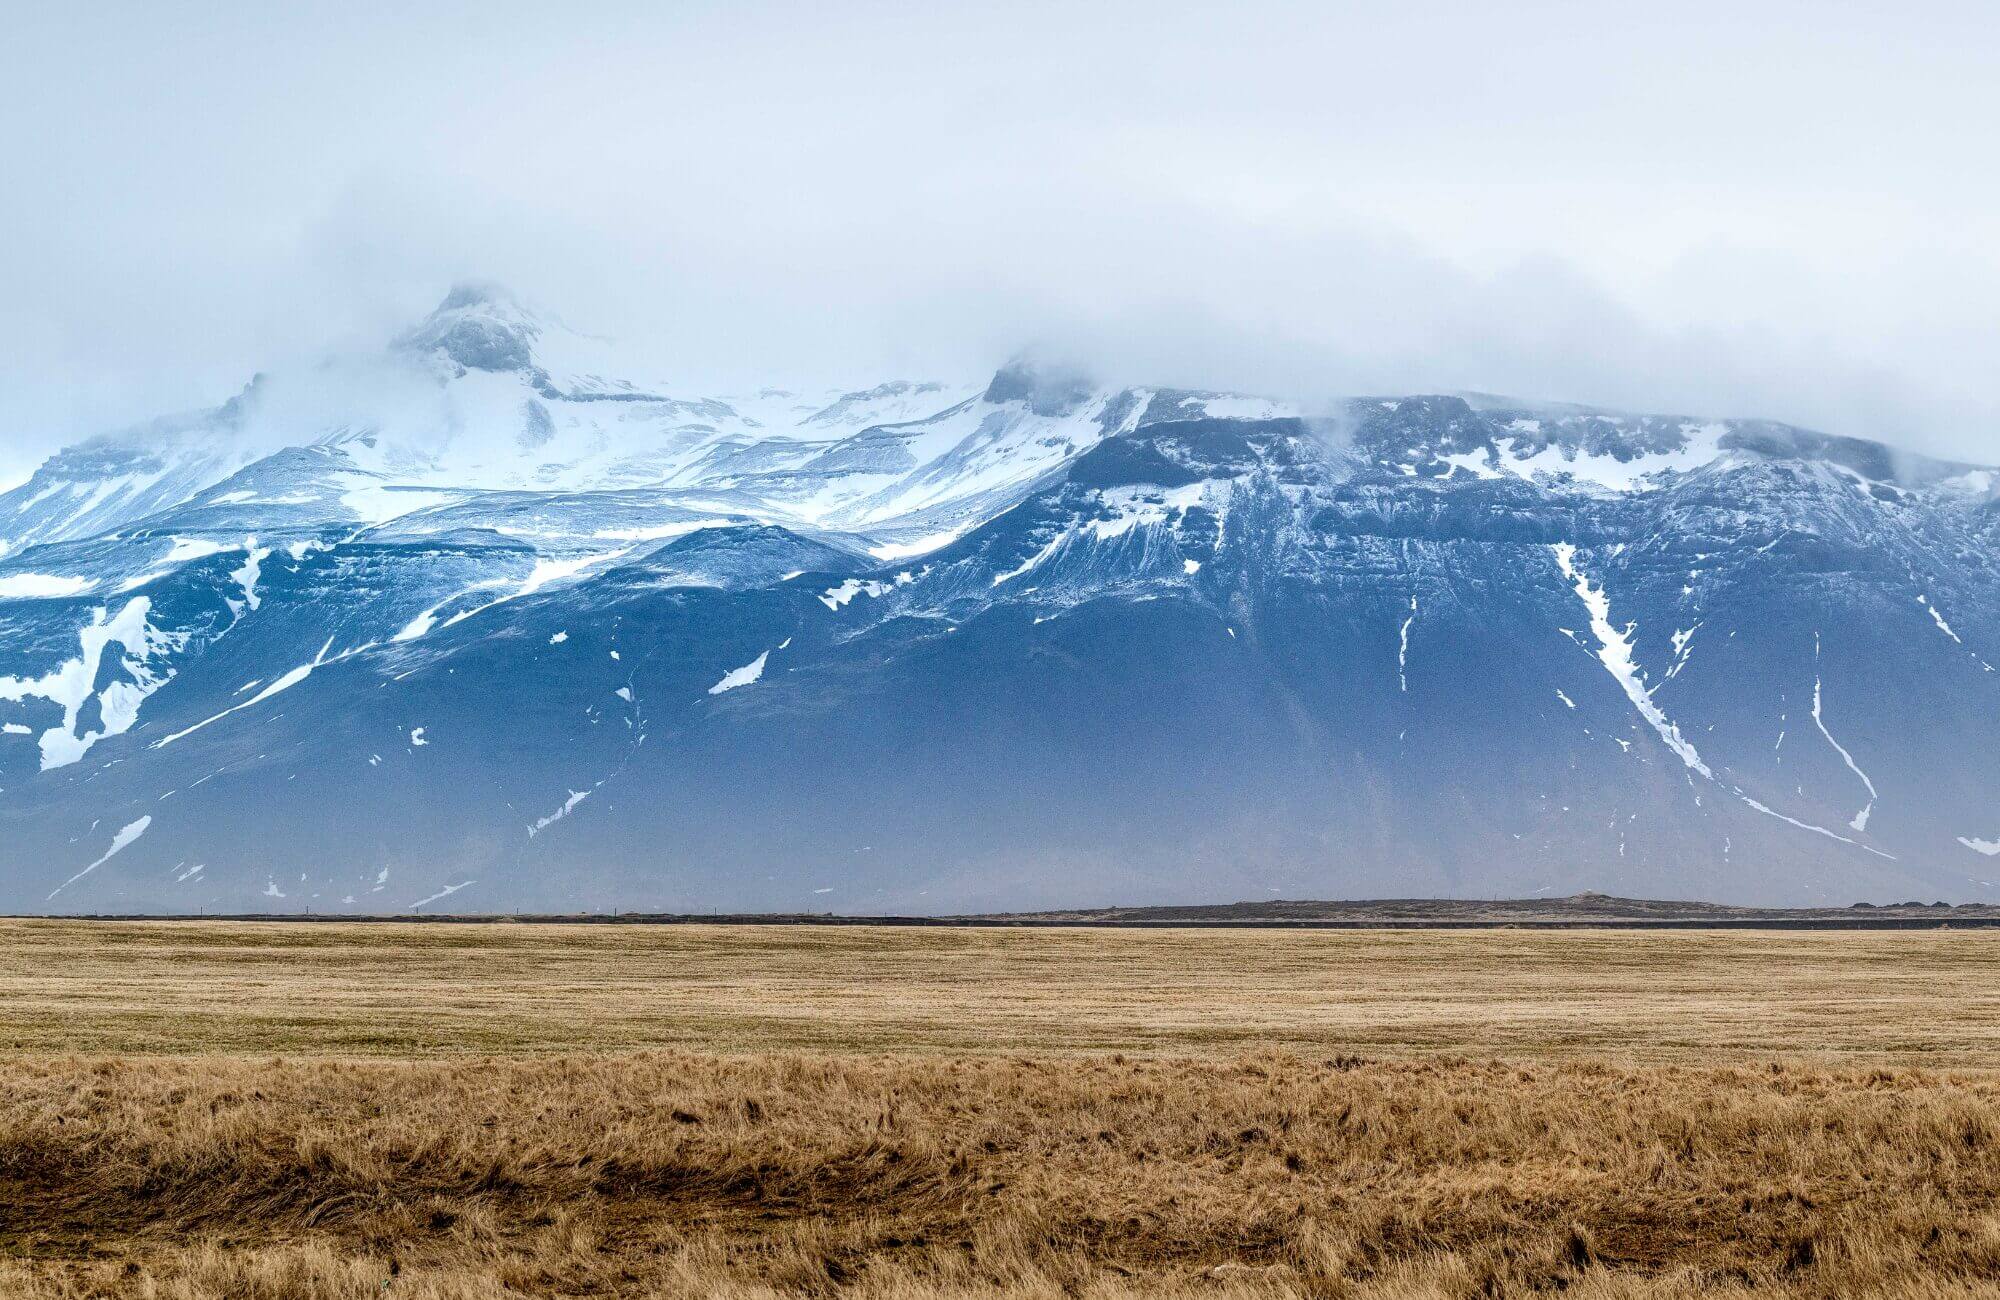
[433,280,526,315]
[395,281,544,373]
[983,357,1095,416]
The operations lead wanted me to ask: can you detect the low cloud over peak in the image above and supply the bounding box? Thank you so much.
[4,2,1999,486]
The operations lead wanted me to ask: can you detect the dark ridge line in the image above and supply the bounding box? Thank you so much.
[22,919,2000,931]
[16,892,2000,932]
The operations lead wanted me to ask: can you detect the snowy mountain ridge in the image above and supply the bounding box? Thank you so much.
[5,285,2000,914]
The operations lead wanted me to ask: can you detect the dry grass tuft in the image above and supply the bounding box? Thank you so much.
[6,1053,2000,1296]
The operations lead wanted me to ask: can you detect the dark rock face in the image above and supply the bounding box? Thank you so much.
[983,360,1095,416]
[397,290,539,372]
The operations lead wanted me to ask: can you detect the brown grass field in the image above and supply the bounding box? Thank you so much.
[6,920,2000,1296]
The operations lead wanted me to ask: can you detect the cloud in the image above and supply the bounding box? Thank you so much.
[3,0,1999,486]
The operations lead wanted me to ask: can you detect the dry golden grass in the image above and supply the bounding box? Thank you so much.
[8,1053,2000,1298]
[5,921,2000,1296]
[4,919,2000,1063]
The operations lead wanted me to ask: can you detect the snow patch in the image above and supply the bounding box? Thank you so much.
[2,598,180,769]
[991,536,1064,587]
[410,880,475,910]
[1397,596,1416,693]
[1918,595,1962,643]
[340,485,455,525]
[1811,636,1877,833]
[0,573,95,600]
[821,578,893,608]
[226,539,270,615]
[154,635,353,750]
[397,548,637,643]
[1917,595,1992,670]
[1736,791,1893,858]
[49,816,151,899]
[868,527,969,561]
[161,536,230,565]
[708,651,769,695]
[1439,450,1504,480]
[1086,481,1214,541]
[1666,623,1701,679]
[528,790,591,837]
[591,520,730,543]
[1550,544,1710,777]
[1493,425,1724,492]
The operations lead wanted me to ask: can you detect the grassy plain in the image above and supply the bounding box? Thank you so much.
[6,919,2000,1062]
[5,920,2000,1296]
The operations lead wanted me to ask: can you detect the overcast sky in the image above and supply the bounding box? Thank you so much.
[4,0,1998,485]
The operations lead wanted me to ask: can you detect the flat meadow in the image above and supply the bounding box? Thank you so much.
[5,920,2000,1297]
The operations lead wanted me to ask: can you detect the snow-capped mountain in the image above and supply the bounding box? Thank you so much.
[6,284,2000,914]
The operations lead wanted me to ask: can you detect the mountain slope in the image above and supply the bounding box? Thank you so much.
[5,297,1999,912]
